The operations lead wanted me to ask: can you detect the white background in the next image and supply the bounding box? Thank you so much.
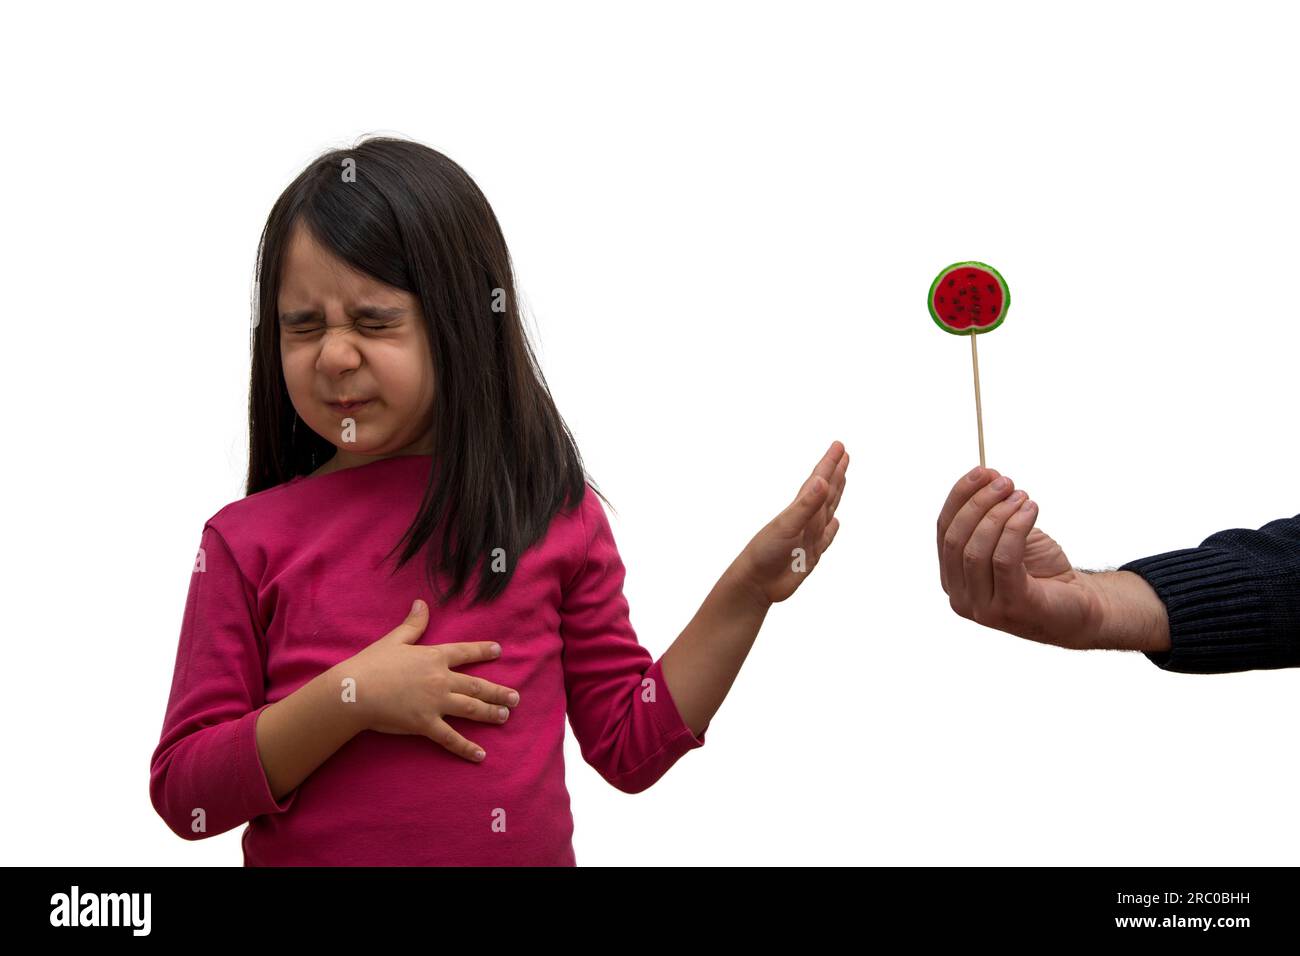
[4,0,1297,866]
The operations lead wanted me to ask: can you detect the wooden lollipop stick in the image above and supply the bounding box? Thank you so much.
[970,332,986,468]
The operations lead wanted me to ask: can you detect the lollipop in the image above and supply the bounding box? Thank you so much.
[927,261,1010,468]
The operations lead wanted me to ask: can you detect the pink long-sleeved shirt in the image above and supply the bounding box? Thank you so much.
[149,453,707,865]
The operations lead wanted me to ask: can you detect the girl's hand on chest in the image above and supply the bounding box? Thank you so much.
[336,599,521,763]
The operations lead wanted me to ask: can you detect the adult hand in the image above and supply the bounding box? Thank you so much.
[936,466,1107,649]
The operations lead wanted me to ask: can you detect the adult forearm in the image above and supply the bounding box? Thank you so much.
[254,662,367,802]
[1085,570,1172,654]
[659,555,771,737]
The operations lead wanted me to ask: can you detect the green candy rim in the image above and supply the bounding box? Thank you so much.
[927,261,1010,336]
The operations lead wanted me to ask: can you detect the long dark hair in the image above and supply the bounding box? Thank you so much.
[246,135,602,606]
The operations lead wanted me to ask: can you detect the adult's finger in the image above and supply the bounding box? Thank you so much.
[991,497,1039,607]
[941,473,1017,596]
[937,467,999,590]
[962,489,1029,609]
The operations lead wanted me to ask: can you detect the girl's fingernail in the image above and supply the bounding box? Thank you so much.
[966,466,983,481]
[992,477,1009,491]
[507,692,519,706]
[474,749,485,761]
[1007,490,1026,504]
[1021,499,1036,512]
[497,707,509,721]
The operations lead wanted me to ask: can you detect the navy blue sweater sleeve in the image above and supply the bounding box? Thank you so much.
[1118,515,1300,674]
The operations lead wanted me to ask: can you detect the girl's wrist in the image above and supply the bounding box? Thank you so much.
[321,659,372,735]
[729,550,775,612]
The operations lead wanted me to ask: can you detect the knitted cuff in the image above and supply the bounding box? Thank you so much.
[1118,547,1299,674]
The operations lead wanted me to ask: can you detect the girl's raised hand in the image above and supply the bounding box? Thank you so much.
[342,600,519,762]
[737,441,849,604]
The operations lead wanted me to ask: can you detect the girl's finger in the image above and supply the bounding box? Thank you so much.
[782,442,844,540]
[443,692,511,725]
[818,516,840,555]
[427,717,487,762]
[438,640,504,669]
[774,473,830,536]
[450,674,519,707]
[991,498,1039,606]
[962,490,1030,609]
[803,476,832,552]
[825,451,849,518]
[941,474,1016,596]
[810,442,843,502]
[809,440,845,488]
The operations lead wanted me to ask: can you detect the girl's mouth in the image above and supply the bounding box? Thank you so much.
[329,400,372,414]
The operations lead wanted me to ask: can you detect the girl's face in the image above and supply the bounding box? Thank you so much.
[277,221,436,473]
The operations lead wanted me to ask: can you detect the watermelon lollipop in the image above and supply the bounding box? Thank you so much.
[927,261,1010,334]
[927,261,1011,467]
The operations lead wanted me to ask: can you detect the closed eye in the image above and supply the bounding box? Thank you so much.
[290,323,392,335]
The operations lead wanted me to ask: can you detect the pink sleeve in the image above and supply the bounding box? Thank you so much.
[559,488,707,794]
[149,523,297,839]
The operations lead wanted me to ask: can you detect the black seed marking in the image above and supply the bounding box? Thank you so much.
[992,308,999,317]
[987,284,996,294]
[956,305,965,312]
[938,296,945,304]
[948,278,955,287]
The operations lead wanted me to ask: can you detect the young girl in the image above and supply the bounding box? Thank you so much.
[149,136,850,865]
